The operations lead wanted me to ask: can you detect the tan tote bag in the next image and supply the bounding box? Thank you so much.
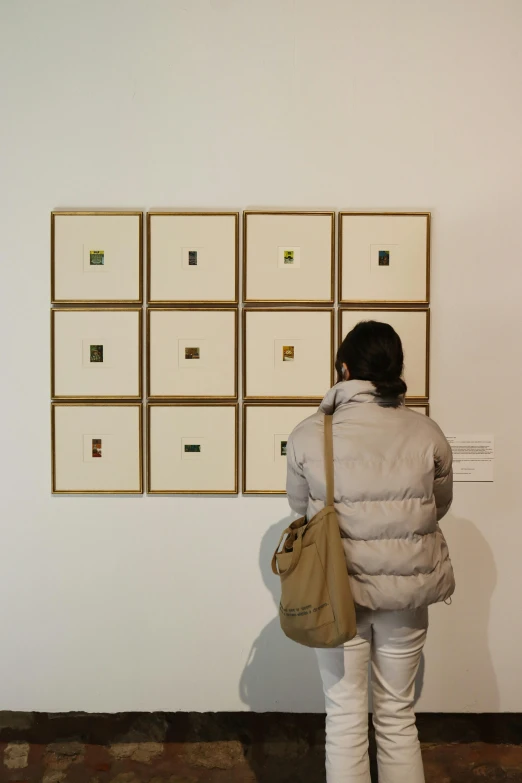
[272,414,357,648]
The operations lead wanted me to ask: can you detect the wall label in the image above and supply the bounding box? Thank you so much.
[445,434,494,482]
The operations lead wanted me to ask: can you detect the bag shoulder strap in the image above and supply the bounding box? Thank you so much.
[324,414,334,507]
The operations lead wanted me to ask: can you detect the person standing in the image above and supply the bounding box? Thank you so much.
[285,321,455,783]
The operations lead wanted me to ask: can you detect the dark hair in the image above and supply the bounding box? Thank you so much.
[336,320,407,406]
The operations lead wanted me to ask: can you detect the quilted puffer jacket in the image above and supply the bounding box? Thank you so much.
[286,380,455,611]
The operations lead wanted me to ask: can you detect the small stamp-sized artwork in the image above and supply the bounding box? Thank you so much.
[277,246,300,269]
[188,250,198,266]
[90,345,104,363]
[378,250,390,266]
[184,444,201,453]
[90,250,104,266]
[282,345,295,362]
[274,433,290,461]
[185,347,200,360]
[92,438,102,458]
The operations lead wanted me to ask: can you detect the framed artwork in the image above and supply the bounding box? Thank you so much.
[339,212,430,305]
[147,403,238,494]
[406,402,430,416]
[243,211,335,303]
[339,308,430,401]
[243,403,317,494]
[243,308,334,400]
[51,403,143,493]
[147,308,238,399]
[51,308,142,400]
[51,211,143,304]
[147,212,239,304]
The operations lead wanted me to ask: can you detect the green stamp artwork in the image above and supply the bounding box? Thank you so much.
[184,444,201,453]
[90,250,104,266]
[90,345,103,363]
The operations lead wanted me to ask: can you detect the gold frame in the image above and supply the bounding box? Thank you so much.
[406,401,430,416]
[51,402,143,494]
[51,211,144,304]
[338,211,431,306]
[242,307,335,401]
[243,210,335,305]
[147,211,240,305]
[242,402,318,495]
[146,307,238,400]
[338,306,430,403]
[147,402,239,495]
[51,307,143,400]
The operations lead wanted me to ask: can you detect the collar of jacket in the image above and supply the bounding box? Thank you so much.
[319,380,378,414]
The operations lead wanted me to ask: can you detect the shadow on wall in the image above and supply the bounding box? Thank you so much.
[239,515,325,714]
[238,515,327,781]
[372,515,498,713]
[419,514,500,714]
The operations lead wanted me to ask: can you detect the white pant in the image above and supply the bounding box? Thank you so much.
[316,608,428,783]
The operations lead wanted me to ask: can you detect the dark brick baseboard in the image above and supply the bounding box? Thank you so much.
[1,712,521,783]
[1,711,521,745]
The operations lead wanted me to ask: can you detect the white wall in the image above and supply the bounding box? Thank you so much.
[1,0,521,713]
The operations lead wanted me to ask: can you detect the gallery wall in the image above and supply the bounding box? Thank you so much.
[1,0,521,712]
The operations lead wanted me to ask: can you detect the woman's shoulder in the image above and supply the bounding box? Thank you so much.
[288,409,323,445]
[401,406,450,448]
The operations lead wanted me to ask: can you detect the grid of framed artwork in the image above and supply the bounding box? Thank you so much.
[50,209,431,495]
